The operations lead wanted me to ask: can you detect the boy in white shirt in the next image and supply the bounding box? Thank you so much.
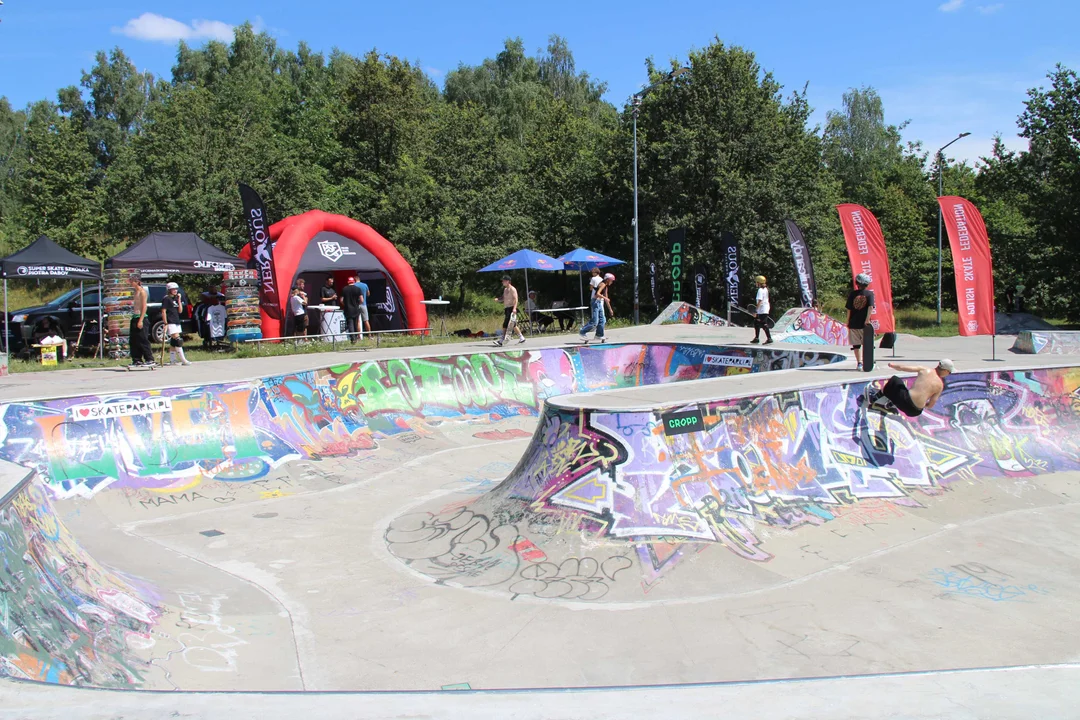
[750,275,773,344]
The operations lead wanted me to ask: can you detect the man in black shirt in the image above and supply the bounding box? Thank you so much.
[161,282,190,366]
[846,272,875,370]
[341,277,364,343]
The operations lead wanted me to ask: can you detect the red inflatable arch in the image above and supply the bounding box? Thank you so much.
[239,210,427,338]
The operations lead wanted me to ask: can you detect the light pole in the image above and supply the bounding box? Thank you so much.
[631,67,688,325]
[632,96,641,325]
[936,131,971,324]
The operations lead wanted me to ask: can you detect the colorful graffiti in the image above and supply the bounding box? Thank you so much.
[1013,331,1080,355]
[387,366,1080,599]
[652,302,733,327]
[0,480,162,685]
[773,308,849,346]
[0,344,840,499]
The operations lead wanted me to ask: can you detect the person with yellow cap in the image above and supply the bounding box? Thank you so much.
[750,275,773,344]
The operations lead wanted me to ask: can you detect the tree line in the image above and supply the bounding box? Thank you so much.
[1,24,1077,318]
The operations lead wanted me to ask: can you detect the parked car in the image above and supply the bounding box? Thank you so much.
[4,284,196,353]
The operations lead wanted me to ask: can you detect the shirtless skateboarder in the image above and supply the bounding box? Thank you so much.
[864,359,955,417]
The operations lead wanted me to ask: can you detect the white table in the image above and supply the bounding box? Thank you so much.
[532,306,590,332]
[421,299,451,336]
[310,304,353,341]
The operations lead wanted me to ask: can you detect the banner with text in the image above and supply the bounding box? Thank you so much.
[720,231,740,312]
[693,263,710,310]
[668,228,686,303]
[239,183,281,321]
[648,255,659,310]
[784,220,817,308]
[938,195,996,336]
[837,204,895,333]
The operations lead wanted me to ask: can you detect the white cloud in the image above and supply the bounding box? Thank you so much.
[112,12,235,44]
[978,3,1005,14]
[938,0,965,11]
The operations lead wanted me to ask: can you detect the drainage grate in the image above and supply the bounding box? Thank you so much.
[199,529,225,537]
[253,512,278,519]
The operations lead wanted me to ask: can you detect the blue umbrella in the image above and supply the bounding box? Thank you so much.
[557,248,625,306]
[479,250,564,334]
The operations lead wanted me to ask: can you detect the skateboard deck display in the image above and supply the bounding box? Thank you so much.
[224,269,263,343]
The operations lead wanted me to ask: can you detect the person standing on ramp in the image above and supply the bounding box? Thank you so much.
[129,275,155,366]
[161,282,190,366]
[846,273,876,370]
[750,275,773,344]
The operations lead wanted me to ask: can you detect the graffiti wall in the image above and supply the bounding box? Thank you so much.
[652,302,733,327]
[386,366,1080,600]
[773,308,849,346]
[0,479,162,685]
[1013,331,1080,355]
[0,344,841,500]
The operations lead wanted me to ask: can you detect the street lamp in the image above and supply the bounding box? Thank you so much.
[632,67,688,325]
[935,131,971,324]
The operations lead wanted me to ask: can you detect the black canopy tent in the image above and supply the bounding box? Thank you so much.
[1,235,102,353]
[105,232,239,273]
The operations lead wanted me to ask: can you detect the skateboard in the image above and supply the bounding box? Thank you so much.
[126,363,157,371]
[862,323,876,372]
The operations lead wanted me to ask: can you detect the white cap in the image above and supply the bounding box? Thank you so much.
[938,359,955,373]
[166,282,179,290]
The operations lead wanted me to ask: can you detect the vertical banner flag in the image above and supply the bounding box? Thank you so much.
[693,264,710,310]
[784,220,817,308]
[668,228,685,303]
[648,255,659,310]
[239,183,281,321]
[836,204,895,333]
[720,231,740,311]
[938,196,996,336]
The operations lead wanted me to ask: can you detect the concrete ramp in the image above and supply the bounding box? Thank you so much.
[0,342,840,689]
[1013,330,1080,355]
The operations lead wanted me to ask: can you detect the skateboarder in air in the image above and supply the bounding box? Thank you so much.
[749,275,773,344]
[493,275,526,346]
[864,359,955,418]
[846,272,875,370]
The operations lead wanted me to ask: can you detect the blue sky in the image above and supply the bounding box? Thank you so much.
[2,0,1077,165]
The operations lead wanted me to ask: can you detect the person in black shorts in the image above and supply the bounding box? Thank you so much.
[846,272,875,370]
[866,360,954,418]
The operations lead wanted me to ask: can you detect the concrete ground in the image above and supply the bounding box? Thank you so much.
[2,322,1079,718]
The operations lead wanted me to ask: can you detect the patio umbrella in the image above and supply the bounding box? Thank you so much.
[557,248,625,306]
[479,250,564,334]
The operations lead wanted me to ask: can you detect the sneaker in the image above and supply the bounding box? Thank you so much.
[492,340,503,347]
[750,338,760,344]
[518,337,526,344]
[764,339,774,345]
[856,363,863,371]
[181,360,191,366]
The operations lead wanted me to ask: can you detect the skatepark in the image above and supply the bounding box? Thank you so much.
[2,312,1080,719]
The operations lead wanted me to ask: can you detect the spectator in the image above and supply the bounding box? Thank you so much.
[341,277,364,343]
[290,286,308,337]
[526,290,554,332]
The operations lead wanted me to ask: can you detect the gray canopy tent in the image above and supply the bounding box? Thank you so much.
[1,235,102,353]
[105,232,239,273]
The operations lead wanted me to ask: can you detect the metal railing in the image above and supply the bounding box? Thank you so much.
[242,327,434,351]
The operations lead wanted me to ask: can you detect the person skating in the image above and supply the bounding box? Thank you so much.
[161,282,190,366]
[129,275,155,366]
[493,275,526,346]
[846,272,876,370]
[749,275,773,344]
[864,360,954,418]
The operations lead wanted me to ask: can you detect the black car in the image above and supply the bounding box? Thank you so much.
[4,284,196,353]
